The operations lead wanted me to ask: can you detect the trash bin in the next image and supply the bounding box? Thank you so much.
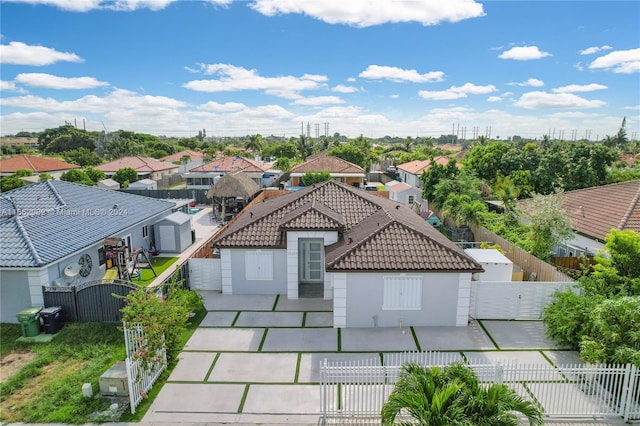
[41,306,63,334]
[16,306,42,337]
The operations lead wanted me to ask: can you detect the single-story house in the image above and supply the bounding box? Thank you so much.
[95,156,178,181]
[161,150,206,173]
[0,154,79,178]
[397,156,453,188]
[0,180,187,323]
[288,155,366,188]
[210,180,483,328]
[387,181,423,208]
[184,156,269,190]
[517,180,640,257]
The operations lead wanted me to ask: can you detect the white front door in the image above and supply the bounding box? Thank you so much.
[300,240,323,283]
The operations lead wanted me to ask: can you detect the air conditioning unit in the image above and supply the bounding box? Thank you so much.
[99,361,129,396]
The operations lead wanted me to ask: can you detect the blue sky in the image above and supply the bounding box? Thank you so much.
[1,0,639,140]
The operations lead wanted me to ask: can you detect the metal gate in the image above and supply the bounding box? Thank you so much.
[188,258,221,291]
[469,281,578,320]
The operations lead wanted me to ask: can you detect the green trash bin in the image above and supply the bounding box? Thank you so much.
[16,307,42,337]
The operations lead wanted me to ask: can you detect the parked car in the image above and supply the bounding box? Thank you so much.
[386,165,397,173]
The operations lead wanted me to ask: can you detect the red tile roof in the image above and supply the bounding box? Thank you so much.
[161,150,205,162]
[95,156,178,173]
[212,181,482,273]
[290,156,365,174]
[0,154,79,174]
[190,156,267,173]
[518,180,640,242]
[397,156,452,174]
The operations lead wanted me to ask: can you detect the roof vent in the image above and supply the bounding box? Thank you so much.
[395,205,400,209]
[250,212,253,218]
[348,237,353,244]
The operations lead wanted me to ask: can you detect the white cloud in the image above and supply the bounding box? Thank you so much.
[507,78,544,87]
[390,94,399,99]
[14,73,109,89]
[291,96,345,106]
[332,84,360,93]
[552,83,607,93]
[0,41,82,65]
[498,46,552,61]
[198,101,246,112]
[359,65,444,83]
[0,88,187,113]
[183,63,327,99]
[514,91,606,109]
[623,105,640,111]
[346,77,356,82]
[0,80,27,93]
[579,45,613,55]
[418,83,497,100]
[2,0,232,11]
[248,0,485,27]
[589,48,640,74]
[487,92,513,102]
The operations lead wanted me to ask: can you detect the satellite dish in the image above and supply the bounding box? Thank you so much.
[64,263,81,278]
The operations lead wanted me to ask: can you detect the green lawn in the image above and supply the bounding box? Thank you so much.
[0,304,205,424]
[130,256,179,286]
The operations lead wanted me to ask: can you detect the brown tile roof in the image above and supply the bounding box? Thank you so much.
[95,156,177,173]
[290,156,365,174]
[518,180,640,242]
[190,156,267,173]
[161,150,205,162]
[212,181,482,273]
[0,154,79,173]
[397,156,451,175]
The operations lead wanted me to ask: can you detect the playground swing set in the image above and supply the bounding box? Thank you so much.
[103,237,157,282]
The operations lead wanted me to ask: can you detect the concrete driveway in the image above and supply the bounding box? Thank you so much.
[142,291,621,425]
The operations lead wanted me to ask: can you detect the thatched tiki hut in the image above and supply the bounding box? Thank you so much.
[206,172,260,221]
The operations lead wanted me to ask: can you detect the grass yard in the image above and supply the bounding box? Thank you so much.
[130,256,179,286]
[0,298,205,424]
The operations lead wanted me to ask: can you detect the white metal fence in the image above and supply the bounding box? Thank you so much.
[320,351,640,422]
[124,323,167,414]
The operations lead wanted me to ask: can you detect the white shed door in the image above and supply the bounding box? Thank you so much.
[189,258,221,291]
[159,225,175,251]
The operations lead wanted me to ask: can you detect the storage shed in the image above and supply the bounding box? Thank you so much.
[97,178,120,190]
[153,212,192,253]
[465,249,514,282]
[128,178,157,190]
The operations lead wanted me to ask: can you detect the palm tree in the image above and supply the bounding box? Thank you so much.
[382,363,543,426]
[381,363,469,426]
[245,134,264,154]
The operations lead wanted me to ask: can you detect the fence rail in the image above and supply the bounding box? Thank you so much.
[320,352,640,422]
[124,323,166,414]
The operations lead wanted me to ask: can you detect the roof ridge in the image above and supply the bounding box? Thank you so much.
[24,154,36,170]
[14,215,44,266]
[46,180,66,207]
[617,182,640,230]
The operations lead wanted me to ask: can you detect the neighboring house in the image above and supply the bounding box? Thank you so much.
[95,156,178,181]
[161,150,206,173]
[518,180,640,257]
[0,137,39,151]
[288,155,366,188]
[387,181,422,208]
[0,154,79,178]
[0,180,188,323]
[397,156,451,188]
[210,180,483,328]
[184,155,269,190]
[97,178,120,190]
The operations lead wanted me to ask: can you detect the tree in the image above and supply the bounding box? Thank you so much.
[301,171,331,186]
[112,167,138,186]
[519,193,573,261]
[296,134,313,159]
[45,129,96,154]
[328,144,368,169]
[274,157,291,172]
[60,169,94,186]
[84,167,106,184]
[0,176,26,192]
[14,169,34,177]
[381,363,543,426]
[245,134,264,154]
[38,173,54,181]
[179,155,191,173]
[64,147,103,167]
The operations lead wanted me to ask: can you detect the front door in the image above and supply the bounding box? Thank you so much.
[300,240,323,283]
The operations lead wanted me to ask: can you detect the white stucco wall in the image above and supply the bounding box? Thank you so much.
[0,269,32,323]
[342,272,463,327]
[228,248,288,295]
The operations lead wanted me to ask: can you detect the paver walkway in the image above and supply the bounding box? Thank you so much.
[142,291,626,425]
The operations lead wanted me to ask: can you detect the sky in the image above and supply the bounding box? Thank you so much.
[0,0,639,141]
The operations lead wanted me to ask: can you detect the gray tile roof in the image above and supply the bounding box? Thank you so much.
[0,180,175,267]
[212,181,482,273]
